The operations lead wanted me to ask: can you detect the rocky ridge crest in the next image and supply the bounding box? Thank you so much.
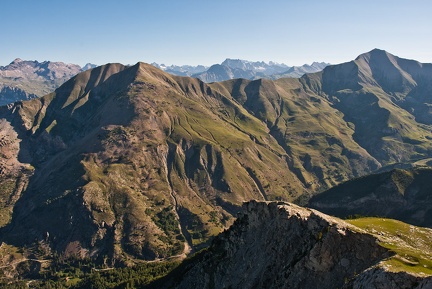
[160,201,432,289]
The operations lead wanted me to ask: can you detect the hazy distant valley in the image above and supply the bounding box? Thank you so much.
[1,49,432,288]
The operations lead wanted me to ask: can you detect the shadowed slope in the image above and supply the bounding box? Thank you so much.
[309,167,432,227]
[213,77,380,192]
[315,49,432,164]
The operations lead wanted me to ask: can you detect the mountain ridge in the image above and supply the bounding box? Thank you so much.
[0,57,328,107]
[2,49,432,270]
[0,61,309,262]
[192,60,328,82]
[151,58,329,82]
[155,201,432,289]
[0,58,97,106]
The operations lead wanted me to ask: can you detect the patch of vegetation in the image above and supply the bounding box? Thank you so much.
[151,207,184,256]
[348,217,432,275]
[153,207,181,236]
[72,261,179,289]
[177,207,209,247]
[0,179,17,226]
[0,255,179,289]
[45,120,57,134]
[143,247,210,289]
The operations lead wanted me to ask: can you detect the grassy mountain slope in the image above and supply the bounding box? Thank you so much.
[347,217,432,275]
[212,77,379,192]
[0,63,308,264]
[2,49,432,268]
[316,49,432,164]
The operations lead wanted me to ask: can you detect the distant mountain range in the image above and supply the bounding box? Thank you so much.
[0,58,327,107]
[152,59,329,82]
[150,63,208,76]
[0,59,96,106]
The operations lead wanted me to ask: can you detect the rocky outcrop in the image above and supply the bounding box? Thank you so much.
[159,201,431,289]
[0,119,33,227]
[345,267,432,289]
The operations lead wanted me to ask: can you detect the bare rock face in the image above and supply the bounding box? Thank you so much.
[162,201,431,289]
[345,267,432,289]
[0,119,32,227]
[0,59,92,106]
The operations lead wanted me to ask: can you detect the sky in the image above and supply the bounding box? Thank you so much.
[2,0,432,67]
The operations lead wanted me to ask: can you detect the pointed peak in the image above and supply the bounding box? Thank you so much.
[133,61,178,81]
[356,49,395,61]
[82,63,97,71]
[370,48,387,54]
[10,58,24,64]
[135,61,163,71]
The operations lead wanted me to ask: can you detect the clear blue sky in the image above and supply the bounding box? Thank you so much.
[2,0,432,67]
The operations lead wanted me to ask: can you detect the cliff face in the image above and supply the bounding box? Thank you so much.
[161,201,432,289]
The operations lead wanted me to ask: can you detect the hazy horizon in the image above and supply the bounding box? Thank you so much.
[3,0,432,67]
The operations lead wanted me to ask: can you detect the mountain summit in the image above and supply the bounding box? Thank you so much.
[316,49,432,163]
